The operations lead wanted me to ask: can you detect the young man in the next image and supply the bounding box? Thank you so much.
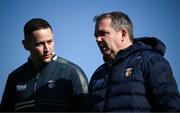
[1,18,88,111]
[88,11,180,112]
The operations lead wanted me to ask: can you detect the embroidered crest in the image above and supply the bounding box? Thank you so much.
[48,80,56,89]
[16,84,27,91]
[125,68,133,77]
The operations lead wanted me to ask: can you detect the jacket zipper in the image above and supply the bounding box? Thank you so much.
[103,64,113,111]
[34,73,40,95]
[34,81,37,93]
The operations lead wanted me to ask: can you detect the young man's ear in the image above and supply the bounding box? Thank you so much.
[22,40,29,51]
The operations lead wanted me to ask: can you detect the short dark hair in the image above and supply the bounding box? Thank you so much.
[94,11,133,41]
[24,18,52,40]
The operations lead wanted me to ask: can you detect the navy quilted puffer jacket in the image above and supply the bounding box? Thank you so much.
[88,37,180,112]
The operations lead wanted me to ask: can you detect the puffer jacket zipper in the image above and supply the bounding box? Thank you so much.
[103,63,113,111]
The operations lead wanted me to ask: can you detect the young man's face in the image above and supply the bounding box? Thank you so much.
[25,27,54,64]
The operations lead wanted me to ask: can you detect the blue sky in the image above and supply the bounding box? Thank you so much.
[0,0,180,101]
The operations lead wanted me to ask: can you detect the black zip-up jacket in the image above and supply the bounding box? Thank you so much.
[1,55,88,111]
[88,37,180,112]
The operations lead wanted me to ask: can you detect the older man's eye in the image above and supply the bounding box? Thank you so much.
[100,31,109,36]
[94,31,110,38]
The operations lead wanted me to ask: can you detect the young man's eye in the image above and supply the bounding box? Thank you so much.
[34,42,43,47]
[35,43,41,46]
[47,40,53,44]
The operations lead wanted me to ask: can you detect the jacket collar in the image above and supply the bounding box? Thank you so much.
[103,37,166,66]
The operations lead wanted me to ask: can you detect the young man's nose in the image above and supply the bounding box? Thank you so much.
[44,43,49,52]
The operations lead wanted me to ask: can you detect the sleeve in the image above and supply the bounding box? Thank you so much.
[71,66,89,111]
[1,74,15,111]
[145,55,180,112]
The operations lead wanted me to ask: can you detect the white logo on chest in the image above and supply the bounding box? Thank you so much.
[48,80,56,89]
[16,84,27,91]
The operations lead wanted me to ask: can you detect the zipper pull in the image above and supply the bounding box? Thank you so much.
[34,73,40,93]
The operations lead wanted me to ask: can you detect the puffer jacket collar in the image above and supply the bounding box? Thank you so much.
[103,37,166,65]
